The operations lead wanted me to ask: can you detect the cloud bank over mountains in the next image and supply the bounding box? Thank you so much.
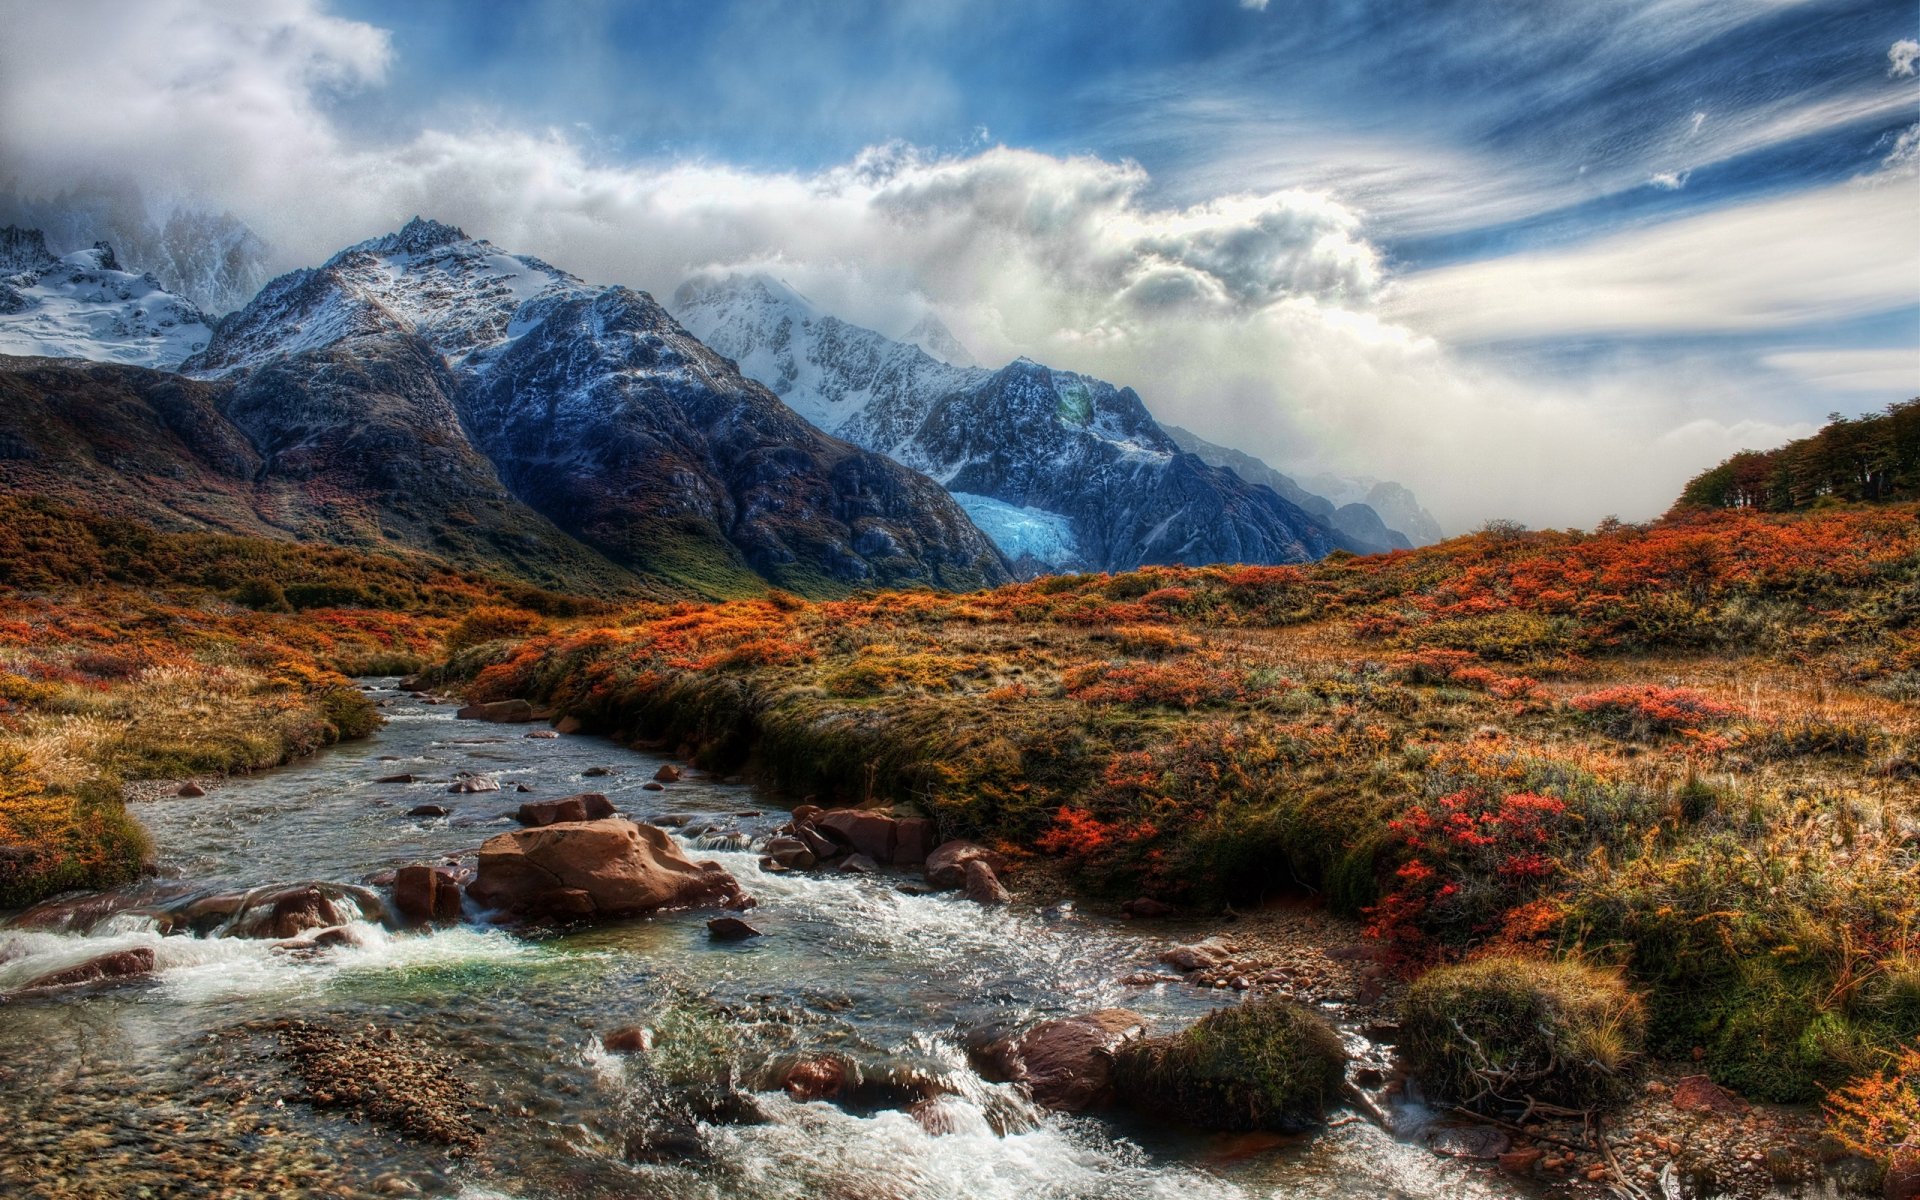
[2,0,1912,530]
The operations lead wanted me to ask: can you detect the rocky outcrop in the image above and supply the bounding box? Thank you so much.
[467,818,750,920]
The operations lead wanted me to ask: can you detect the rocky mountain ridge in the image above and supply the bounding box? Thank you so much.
[675,273,1405,572]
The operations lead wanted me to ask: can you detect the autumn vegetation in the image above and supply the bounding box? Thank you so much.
[3,458,1917,1169]
[0,496,597,907]
[439,501,1920,1119]
[1676,398,1918,512]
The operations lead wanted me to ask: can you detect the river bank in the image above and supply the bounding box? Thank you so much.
[0,681,1539,1200]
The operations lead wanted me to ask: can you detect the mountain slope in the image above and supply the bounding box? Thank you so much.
[0,227,213,368]
[0,353,642,596]
[674,273,1357,573]
[1165,423,1443,548]
[185,219,1011,596]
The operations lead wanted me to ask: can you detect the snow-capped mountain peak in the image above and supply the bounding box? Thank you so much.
[185,216,584,377]
[901,312,976,368]
[671,271,1354,574]
[0,226,213,369]
[351,216,473,257]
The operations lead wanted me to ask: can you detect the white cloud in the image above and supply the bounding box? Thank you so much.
[1649,170,1689,189]
[1383,180,1920,343]
[0,0,1905,532]
[1892,38,1919,78]
[1239,0,1271,9]
[1763,348,1920,394]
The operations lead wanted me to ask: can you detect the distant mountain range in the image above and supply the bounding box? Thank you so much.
[0,212,1442,597]
[675,274,1440,573]
[0,226,213,368]
[0,182,270,315]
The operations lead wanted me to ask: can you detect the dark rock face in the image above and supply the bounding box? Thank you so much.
[917,360,1342,571]
[0,352,632,595]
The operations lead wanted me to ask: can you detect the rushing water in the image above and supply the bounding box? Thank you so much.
[0,682,1526,1200]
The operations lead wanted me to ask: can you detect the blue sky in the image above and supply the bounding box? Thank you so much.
[2,0,1916,525]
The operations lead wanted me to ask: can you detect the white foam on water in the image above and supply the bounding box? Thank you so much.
[707,1093,1246,1200]
[701,847,1141,1013]
[0,920,540,1005]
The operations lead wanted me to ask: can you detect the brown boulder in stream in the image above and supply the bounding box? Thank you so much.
[515,793,615,826]
[456,698,545,723]
[467,819,751,921]
[962,858,1011,906]
[391,864,464,924]
[816,810,897,862]
[925,840,1005,890]
[976,1009,1147,1112]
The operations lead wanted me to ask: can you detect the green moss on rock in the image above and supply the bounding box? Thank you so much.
[1113,997,1346,1131]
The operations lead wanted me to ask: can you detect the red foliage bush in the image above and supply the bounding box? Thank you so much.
[1367,788,1574,953]
[1570,685,1739,740]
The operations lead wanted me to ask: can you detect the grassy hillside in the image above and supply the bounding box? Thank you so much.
[0,497,606,907]
[447,503,1920,1104]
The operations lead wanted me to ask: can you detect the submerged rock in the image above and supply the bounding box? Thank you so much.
[226,883,361,939]
[448,774,500,794]
[467,818,751,921]
[706,917,762,941]
[276,1020,484,1149]
[455,698,545,723]
[12,946,156,994]
[603,1026,653,1054]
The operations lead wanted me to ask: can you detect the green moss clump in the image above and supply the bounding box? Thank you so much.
[1113,997,1347,1131]
[1402,956,1645,1112]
